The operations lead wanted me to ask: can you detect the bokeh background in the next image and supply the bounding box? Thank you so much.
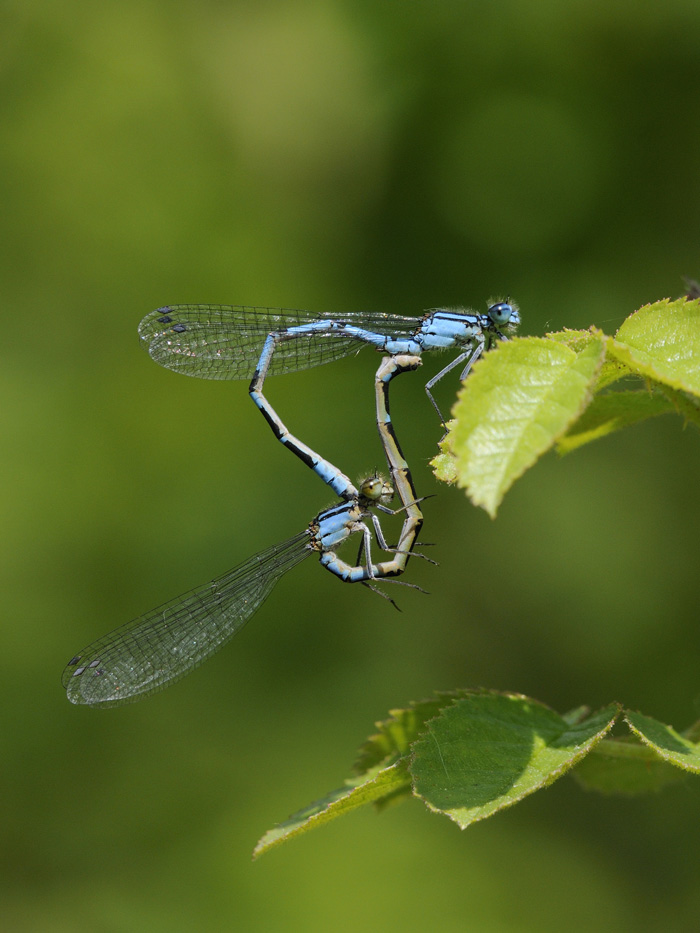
[4,1,700,930]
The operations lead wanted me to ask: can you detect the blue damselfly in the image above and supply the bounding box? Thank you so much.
[63,355,429,707]
[138,301,519,498]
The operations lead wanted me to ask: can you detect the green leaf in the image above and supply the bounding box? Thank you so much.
[434,299,700,505]
[544,328,600,350]
[545,329,631,390]
[556,389,674,454]
[253,694,700,857]
[447,333,605,516]
[254,694,464,859]
[594,358,635,391]
[625,710,700,773]
[253,760,410,860]
[410,692,619,828]
[572,740,686,795]
[681,717,700,742]
[430,437,458,484]
[660,385,700,430]
[561,704,592,726]
[608,298,700,396]
[353,693,462,773]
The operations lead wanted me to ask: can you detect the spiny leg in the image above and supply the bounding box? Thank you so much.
[424,337,485,428]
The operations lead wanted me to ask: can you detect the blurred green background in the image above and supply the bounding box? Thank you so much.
[4,1,700,930]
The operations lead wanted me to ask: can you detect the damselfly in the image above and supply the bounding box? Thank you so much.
[62,475,417,707]
[138,300,520,498]
[63,356,429,707]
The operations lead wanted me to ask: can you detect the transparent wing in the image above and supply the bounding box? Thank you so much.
[62,532,311,708]
[138,305,423,380]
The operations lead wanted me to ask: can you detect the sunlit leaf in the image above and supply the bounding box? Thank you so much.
[608,298,700,396]
[429,428,458,484]
[447,334,605,515]
[545,328,599,350]
[546,328,631,389]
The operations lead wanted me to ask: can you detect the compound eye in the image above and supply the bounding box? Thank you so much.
[488,302,513,326]
[360,478,381,499]
[359,475,394,502]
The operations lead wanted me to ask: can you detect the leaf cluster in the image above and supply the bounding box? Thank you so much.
[433,298,700,516]
[254,691,700,858]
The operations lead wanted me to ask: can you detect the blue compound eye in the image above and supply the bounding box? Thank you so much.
[488,302,513,326]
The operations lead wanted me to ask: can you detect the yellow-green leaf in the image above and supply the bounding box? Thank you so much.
[447,334,605,516]
[608,298,700,396]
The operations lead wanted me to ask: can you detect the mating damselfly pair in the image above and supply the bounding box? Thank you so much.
[63,300,519,706]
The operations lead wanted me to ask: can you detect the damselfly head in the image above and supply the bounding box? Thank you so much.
[359,473,394,505]
[487,300,520,331]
